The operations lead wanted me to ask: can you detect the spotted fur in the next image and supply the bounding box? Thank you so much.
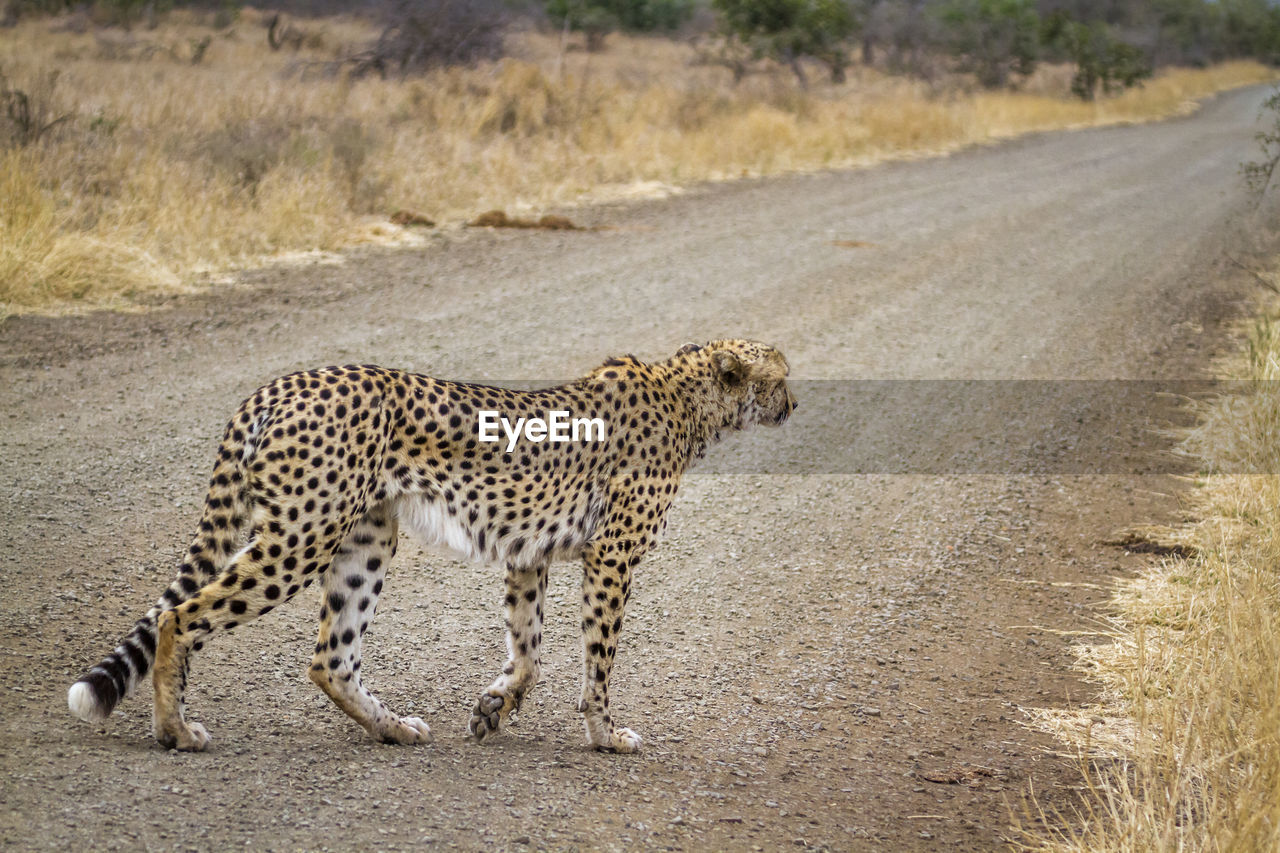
[68,339,795,752]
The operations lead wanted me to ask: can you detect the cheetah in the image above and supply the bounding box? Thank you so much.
[67,339,795,753]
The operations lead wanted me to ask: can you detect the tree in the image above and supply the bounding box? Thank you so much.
[1044,17,1151,100]
[936,0,1038,88]
[1218,0,1280,63]
[545,0,695,51]
[1149,0,1220,65]
[713,0,858,85]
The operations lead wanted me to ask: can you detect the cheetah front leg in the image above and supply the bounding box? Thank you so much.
[469,562,547,741]
[578,536,646,753]
[308,505,431,745]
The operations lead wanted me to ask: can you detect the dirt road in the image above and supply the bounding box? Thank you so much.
[1,84,1273,850]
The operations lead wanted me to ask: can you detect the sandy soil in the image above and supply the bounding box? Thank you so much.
[0,84,1274,851]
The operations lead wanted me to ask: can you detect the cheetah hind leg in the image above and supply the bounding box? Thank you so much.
[152,532,316,751]
[152,609,211,751]
[469,563,546,742]
[309,506,431,745]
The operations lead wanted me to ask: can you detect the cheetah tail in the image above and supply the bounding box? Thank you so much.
[68,402,264,723]
[67,613,162,722]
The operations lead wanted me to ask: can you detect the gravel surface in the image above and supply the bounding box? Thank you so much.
[0,84,1273,851]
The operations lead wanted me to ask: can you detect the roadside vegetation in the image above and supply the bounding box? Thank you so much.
[1025,299,1280,847]
[1021,97,1280,847]
[1,1,1277,316]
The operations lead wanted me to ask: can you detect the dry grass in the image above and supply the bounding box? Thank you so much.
[1023,312,1280,850]
[1,10,1276,316]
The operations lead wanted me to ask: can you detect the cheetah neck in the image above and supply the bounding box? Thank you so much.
[661,367,744,468]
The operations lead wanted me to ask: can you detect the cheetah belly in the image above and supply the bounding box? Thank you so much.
[394,495,485,564]
[393,487,605,569]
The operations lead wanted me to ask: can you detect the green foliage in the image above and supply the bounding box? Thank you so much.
[935,0,1038,88]
[1219,0,1280,60]
[1148,0,1280,64]
[4,0,175,26]
[1151,0,1219,64]
[712,0,857,84]
[95,0,175,27]
[1047,19,1151,100]
[546,0,695,49]
[3,0,76,17]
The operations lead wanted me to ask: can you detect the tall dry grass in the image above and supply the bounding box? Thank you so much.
[1025,312,1280,850]
[1,10,1275,315]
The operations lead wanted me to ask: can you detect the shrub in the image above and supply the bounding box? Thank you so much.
[1242,88,1280,195]
[0,66,70,148]
[935,0,1038,88]
[351,0,508,77]
[545,0,696,51]
[1051,19,1152,101]
[712,0,857,85]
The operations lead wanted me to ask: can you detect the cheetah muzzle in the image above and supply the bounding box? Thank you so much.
[67,339,795,753]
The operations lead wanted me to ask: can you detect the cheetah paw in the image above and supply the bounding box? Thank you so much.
[594,727,643,754]
[378,716,432,745]
[156,720,211,752]
[468,692,509,741]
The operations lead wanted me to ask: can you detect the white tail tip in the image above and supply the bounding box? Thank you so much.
[68,681,106,722]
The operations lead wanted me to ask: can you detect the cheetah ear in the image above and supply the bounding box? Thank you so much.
[676,342,702,355]
[712,350,745,386]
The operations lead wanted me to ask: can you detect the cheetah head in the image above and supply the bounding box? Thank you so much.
[676,339,797,429]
